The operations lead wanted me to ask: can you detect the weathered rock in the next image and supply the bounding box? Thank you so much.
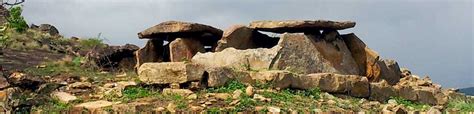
[369,80,397,102]
[267,106,281,113]
[169,38,205,62]
[37,24,59,36]
[232,90,243,99]
[341,33,381,81]
[377,59,402,85]
[162,88,194,97]
[271,33,359,75]
[137,62,205,84]
[427,107,442,114]
[51,92,77,103]
[248,70,294,89]
[205,67,249,87]
[8,72,45,90]
[68,82,92,89]
[192,47,279,71]
[213,93,231,100]
[74,100,118,113]
[215,25,278,51]
[291,73,369,97]
[415,87,448,105]
[249,20,356,33]
[393,85,418,101]
[348,75,370,98]
[138,21,223,46]
[322,30,339,42]
[91,44,139,70]
[0,75,9,89]
[400,68,411,78]
[135,39,167,70]
[246,86,254,96]
[215,25,256,51]
[166,103,177,112]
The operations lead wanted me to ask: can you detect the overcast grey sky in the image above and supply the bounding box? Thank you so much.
[21,0,473,88]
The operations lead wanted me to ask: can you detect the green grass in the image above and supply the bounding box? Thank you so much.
[207,80,246,93]
[122,86,153,100]
[79,37,105,50]
[447,97,474,112]
[391,97,429,111]
[24,61,114,82]
[235,95,259,112]
[7,6,28,33]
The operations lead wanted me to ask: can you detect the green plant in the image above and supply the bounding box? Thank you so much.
[391,97,428,111]
[207,80,246,93]
[235,95,258,111]
[7,6,28,33]
[122,86,152,100]
[79,34,105,50]
[447,98,474,112]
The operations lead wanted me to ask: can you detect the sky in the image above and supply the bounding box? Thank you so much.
[20,0,473,88]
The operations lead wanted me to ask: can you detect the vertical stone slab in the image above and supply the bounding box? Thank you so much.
[134,39,165,70]
[341,33,381,82]
[169,38,205,62]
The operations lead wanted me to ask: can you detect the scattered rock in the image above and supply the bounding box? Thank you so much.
[162,88,194,97]
[169,38,205,62]
[68,82,92,89]
[267,106,281,113]
[137,62,205,84]
[190,105,204,112]
[400,68,411,78]
[74,100,118,113]
[246,86,254,96]
[187,94,198,100]
[154,107,166,112]
[166,103,177,112]
[253,94,270,102]
[51,92,77,103]
[170,83,180,89]
[427,107,442,114]
[232,90,243,99]
[213,93,231,100]
[249,20,356,33]
[254,106,265,111]
[415,87,448,105]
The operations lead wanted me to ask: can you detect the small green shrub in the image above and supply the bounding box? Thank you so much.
[7,6,28,33]
[79,37,105,50]
[391,97,428,110]
[122,86,152,100]
[234,95,258,111]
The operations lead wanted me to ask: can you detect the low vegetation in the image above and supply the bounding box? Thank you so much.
[447,97,474,112]
[391,97,429,111]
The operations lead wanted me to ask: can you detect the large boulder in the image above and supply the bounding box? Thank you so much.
[215,25,278,51]
[415,87,448,105]
[205,67,250,87]
[271,33,360,75]
[341,33,381,81]
[137,62,205,84]
[138,21,223,46]
[377,59,402,85]
[192,47,279,71]
[135,40,168,70]
[249,20,356,33]
[248,70,294,89]
[169,38,205,62]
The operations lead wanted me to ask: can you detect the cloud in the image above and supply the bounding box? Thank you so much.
[21,0,473,88]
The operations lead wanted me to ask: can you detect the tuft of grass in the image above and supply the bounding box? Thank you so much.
[234,95,258,112]
[122,86,152,100]
[447,97,474,112]
[207,80,246,93]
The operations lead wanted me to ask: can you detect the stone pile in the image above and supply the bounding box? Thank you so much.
[135,20,465,105]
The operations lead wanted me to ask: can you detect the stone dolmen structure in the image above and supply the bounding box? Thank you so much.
[134,20,464,106]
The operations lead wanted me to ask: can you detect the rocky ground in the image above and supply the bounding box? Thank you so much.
[0,7,473,113]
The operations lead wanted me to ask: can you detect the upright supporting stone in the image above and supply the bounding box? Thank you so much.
[135,39,166,70]
[342,33,381,82]
[169,38,205,62]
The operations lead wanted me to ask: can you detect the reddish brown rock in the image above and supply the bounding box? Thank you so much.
[169,38,205,62]
[215,25,279,51]
[341,33,381,82]
[377,59,402,85]
[369,80,397,102]
[249,20,356,33]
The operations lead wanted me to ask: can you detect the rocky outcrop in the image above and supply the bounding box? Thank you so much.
[377,59,402,85]
[0,6,9,24]
[31,24,60,36]
[249,20,356,33]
